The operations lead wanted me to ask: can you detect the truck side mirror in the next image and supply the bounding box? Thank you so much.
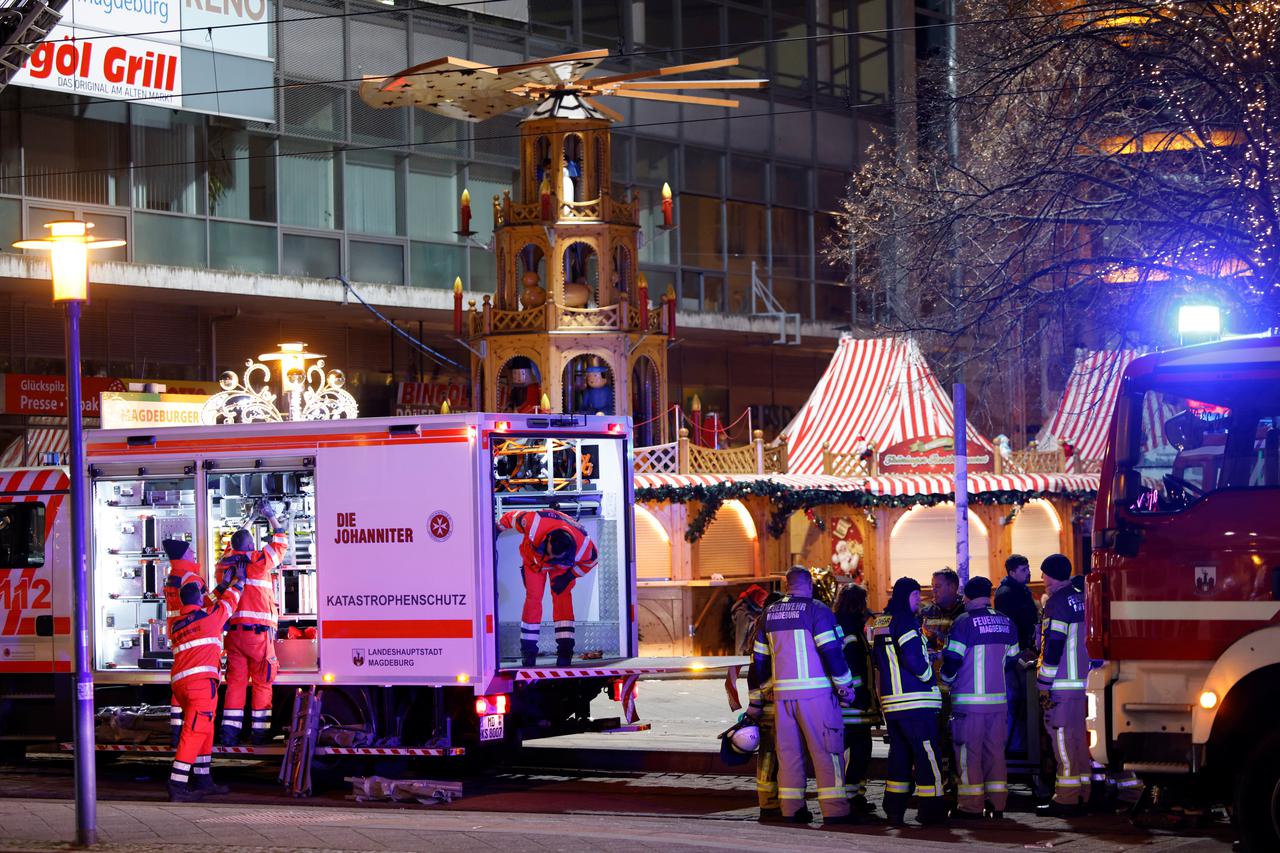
[1115,527,1141,558]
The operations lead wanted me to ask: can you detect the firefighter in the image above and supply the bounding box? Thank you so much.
[169,566,243,801]
[870,577,947,827]
[1036,553,1091,816]
[498,507,598,667]
[744,592,782,822]
[162,539,203,748]
[920,567,964,785]
[833,583,880,815]
[940,576,1020,819]
[219,499,289,746]
[752,566,857,825]
[995,553,1039,757]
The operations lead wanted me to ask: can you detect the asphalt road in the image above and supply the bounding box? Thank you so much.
[0,747,1237,852]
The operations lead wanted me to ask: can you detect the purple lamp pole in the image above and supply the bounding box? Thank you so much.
[954,383,970,586]
[15,220,125,847]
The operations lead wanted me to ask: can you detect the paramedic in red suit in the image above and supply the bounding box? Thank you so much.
[219,499,289,746]
[498,508,598,667]
[162,539,204,747]
[169,570,243,801]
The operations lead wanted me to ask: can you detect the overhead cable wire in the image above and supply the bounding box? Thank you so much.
[333,275,464,368]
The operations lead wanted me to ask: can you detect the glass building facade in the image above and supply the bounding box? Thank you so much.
[0,0,907,327]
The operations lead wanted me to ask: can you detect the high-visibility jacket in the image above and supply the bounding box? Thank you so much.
[163,556,203,632]
[222,532,288,630]
[836,619,881,726]
[1038,586,1088,695]
[752,595,852,700]
[498,509,597,578]
[919,598,965,673]
[870,609,942,715]
[171,583,242,685]
[940,603,1020,707]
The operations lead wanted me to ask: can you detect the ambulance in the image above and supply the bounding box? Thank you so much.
[0,412,704,759]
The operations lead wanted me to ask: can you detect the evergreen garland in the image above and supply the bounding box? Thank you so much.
[634,481,1097,542]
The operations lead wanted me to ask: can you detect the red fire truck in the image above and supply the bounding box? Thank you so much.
[0,413,717,764]
[1087,335,1280,850]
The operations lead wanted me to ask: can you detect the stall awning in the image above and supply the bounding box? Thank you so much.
[782,336,994,475]
[0,428,68,468]
[1038,350,1139,462]
[635,471,1099,499]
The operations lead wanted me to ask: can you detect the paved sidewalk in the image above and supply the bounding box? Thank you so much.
[0,797,1233,853]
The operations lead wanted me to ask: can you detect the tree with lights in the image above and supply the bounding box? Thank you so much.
[834,0,1280,364]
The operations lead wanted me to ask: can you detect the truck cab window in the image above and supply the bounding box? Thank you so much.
[1126,389,1280,513]
[0,503,45,568]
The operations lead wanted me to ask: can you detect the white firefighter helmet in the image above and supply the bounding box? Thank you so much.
[718,715,760,765]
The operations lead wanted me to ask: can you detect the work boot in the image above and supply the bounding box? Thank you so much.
[555,639,574,668]
[949,808,984,820]
[885,811,907,828]
[1036,800,1086,818]
[822,812,863,826]
[167,782,205,803]
[785,807,813,825]
[757,807,784,823]
[848,795,877,815]
[249,730,273,746]
[916,801,950,826]
[520,640,539,668]
[218,727,240,747]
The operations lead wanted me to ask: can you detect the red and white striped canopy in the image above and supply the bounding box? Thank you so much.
[782,336,994,475]
[0,429,69,469]
[1038,350,1139,462]
[634,471,1098,497]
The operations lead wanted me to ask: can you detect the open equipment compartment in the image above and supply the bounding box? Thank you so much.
[91,464,196,671]
[204,458,319,672]
[490,431,630,666]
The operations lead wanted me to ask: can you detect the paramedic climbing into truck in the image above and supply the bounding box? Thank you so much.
[498,507,599,667]
[219,499,289,746]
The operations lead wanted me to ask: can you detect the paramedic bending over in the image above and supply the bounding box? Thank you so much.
[498,507,598,667]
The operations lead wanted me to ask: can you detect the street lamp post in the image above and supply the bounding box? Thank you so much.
[14,220,125,847]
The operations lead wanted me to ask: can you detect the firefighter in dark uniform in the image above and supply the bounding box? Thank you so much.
[919,568,964,786]
[834,584,880,815]
[870,577,948,826]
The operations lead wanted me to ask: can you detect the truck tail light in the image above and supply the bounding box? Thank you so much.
[1199,690,1218,710]
[495,421,510,432]
[467,426,477,441]
[474,694,510,716]
[607,423,623,434]
[610,679,638,702]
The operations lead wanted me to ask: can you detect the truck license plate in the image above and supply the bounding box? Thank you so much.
[480,714,504,742]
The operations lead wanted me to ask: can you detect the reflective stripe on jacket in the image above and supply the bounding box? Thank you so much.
[753,595,852,700]
[940,604,1019,707]
[223,532,287,629]
[171,583,242,682]
[1038,586,1087,694]
[499,509,598,578]
[870,610,942,714]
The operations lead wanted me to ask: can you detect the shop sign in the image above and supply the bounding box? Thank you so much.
[879,436,994,474]
[395,381,471,415]
[100,391,207,429]
[1,374,127,417]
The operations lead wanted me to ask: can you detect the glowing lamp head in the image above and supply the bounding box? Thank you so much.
[14,219,126,303]
[440,399,451,415]
[461,188,470,206]
[322,672,336,683]
[453,276,463,295]
[456,673,470,684]
[1198,690,1218,710]
[661,182,672,200]
[1178,304,1222,344]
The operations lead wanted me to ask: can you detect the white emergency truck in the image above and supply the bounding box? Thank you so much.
[0,413,713,761]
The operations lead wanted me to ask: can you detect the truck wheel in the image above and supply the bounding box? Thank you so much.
[1234,732,1280,852]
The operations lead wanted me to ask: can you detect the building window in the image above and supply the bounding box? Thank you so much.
[774,162,810,208]
[346,152,403,237]
[208,129,275,222]
[680,194,723,270]
[410,241,465,288]
[0,502,44,568]
[408,161,458,241]
[211,221,278,274]
[770,206,810,279]
[132,106,205,215]
[282,233,340,278]
[22,95,128,206]
[683,147,723,196]
[280,143,339,230]
[133,213,207,269]
[350,240,405,285]
[467,164,517,244]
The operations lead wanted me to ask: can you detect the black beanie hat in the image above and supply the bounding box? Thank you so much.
[161,539,190,561]
[1041,553,1072,582]
[964,576,993,600]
